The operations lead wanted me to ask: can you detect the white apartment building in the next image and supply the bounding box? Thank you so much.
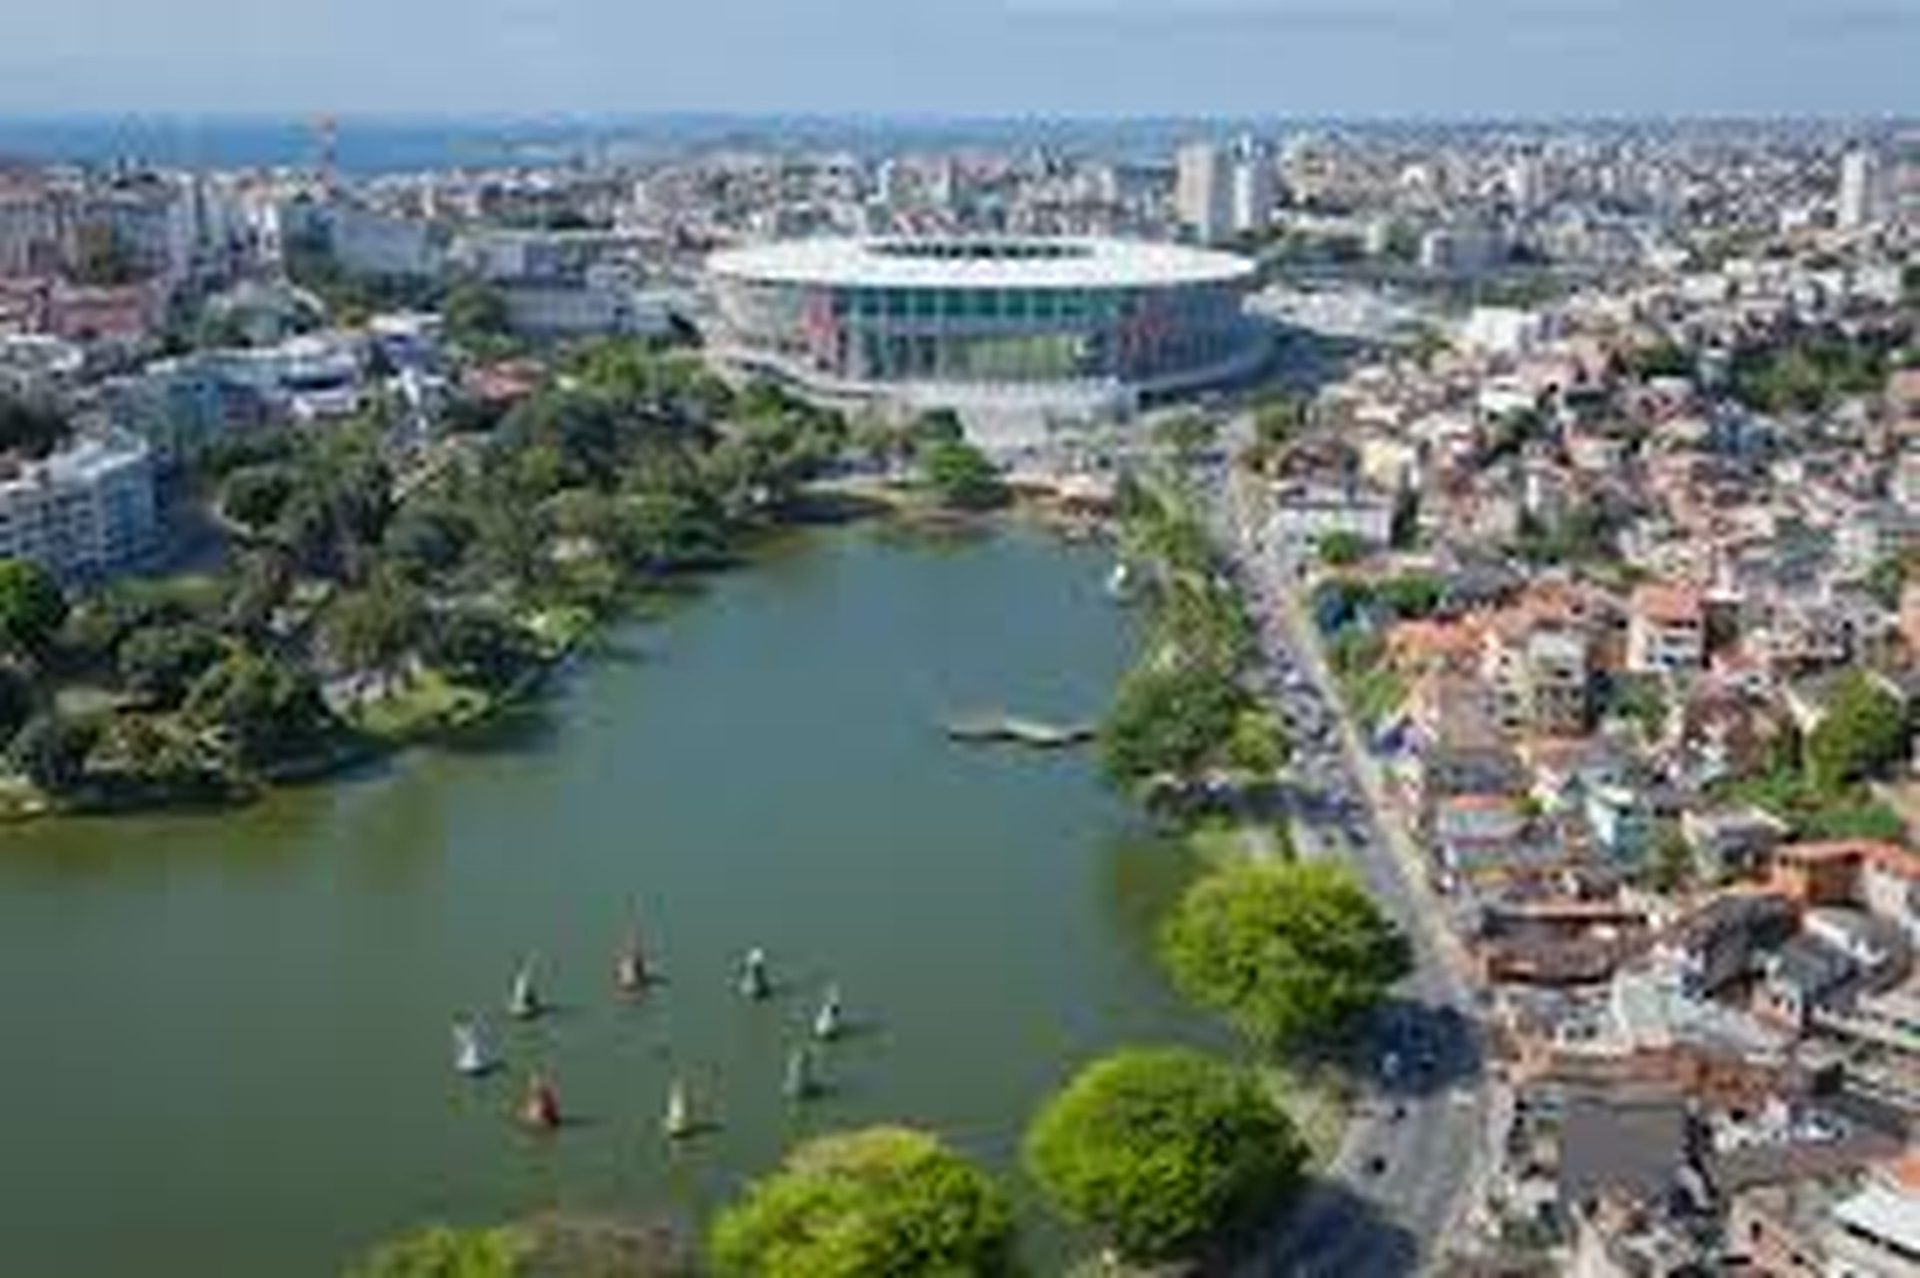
[1229,138,1276,237]
[1837,147,1882,231]
[1265,480,1396,554]
[0,431,159,578]
[1175,143,1231,245]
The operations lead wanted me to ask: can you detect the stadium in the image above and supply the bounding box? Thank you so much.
[704,237,1264,409]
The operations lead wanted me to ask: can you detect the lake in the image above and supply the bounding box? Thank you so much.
[0,522,1212,1276]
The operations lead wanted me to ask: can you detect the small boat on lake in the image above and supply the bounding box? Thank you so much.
[812,984,843,1042]
[519,1072,561,1131]
[663,1079,695,1139]
[737,947,771,1001]
[508,955,543,1020]
[783,1046,819,1101]
[452,1017,493,1077]
[615,921,649,996]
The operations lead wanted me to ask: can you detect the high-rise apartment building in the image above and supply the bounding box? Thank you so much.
[1838,147,1881,230]
[1175,143,1231,245]
[1229,136,1275,236]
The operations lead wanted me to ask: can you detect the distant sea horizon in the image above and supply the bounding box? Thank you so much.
[0,112,1902,174]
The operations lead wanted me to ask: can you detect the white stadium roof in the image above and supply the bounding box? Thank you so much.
[707,236,1256,290]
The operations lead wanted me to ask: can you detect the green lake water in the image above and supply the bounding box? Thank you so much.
[0,523,1216,1277]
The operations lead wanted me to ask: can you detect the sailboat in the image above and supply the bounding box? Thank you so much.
[615,921,649,997]
[783,1046,819,1101]
[519,1072,561,1130]
[508,955,543,1020]
[663,1078,696,1139]
[737,947,771,1001]
[452,1017,493,1077]
[812,984,843,1042]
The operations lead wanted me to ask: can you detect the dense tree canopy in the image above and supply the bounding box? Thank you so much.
[1315,530,1369,567]
[221,464,299,531]
[344,1224,527,1278]
[0,559,68,657]
[1161,861,1411,1051]
[185,650,338,772]
[0,342,875,804]
[1153,412,1219,466]
[441,281,515,358]
[917,439,1007,511]
[1098,661,1258,789]
[0,395,70,459]
[1023,1047,1304,1263]
[0,662,32,748]
[118,623,227,709]
[708,1127,1014,1278]
[1807,672,1910,793]
[8,711,98,795]
[324,575,426,679]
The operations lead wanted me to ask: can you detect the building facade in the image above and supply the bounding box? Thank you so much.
[0,431,160,579]
[707,236,1260,397]
[1175,144,1232,245]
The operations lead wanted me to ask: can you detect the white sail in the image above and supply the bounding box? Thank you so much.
[812,984,843,1041]
[453,1020,490,1076]
[663,1079,693,1138]
[509,956,540,1019]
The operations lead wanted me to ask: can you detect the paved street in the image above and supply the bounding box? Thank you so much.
[1201,447,1490,1277]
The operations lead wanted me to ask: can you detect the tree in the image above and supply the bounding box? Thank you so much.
[1605,675,1668,741]
[92,712,209,788]
[918,439,1007,511]
[909,408,965,450]
[1161,860,1411,1051]
[0,662,32,749]
[384,504,478,582]
[1023,1047,1304,1263]
[1388,488,1421,550]
[1316,530,1369,567]
[1375,572,1443,619]
[1252,392,1307,448]
[221,464,299,531]
[118,623,226,709]
[426,610,534,693]
[1647,823,1695,892]
[442,280,514,356]
[186,650,337,771]
[0,558,68,657]
[8,712,97,795]
[1867,554,1910,611]
[1629,342,1694,381]
[324,576,426,682]
[709,1127,1014,1278]
[1807,672,1910,793]
[0,394,70,459]
[1154,412,1219,466]
[344,1224,528,1278]
[1224,707,1288,780]
[850,412,911,474]
[1098,662,1251,788]
[223,549,295,639]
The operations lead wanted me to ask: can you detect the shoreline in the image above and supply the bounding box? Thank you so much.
[2,492,1113,829]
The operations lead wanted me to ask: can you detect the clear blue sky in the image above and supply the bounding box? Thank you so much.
[1,0,1914,118]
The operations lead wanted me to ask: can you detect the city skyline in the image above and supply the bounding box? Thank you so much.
[2,0,1918,120]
